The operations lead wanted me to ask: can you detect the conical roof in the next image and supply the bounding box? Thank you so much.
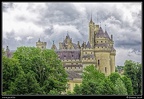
[86,41,91,48]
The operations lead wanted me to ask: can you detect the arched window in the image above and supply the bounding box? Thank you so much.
[98,60,100,65]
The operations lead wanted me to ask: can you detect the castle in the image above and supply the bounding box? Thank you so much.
[36,17,116,76]
[4,16,116,92]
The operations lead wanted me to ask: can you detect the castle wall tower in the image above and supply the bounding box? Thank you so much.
[94,26,115,76]
[36,38,47,49]
[110,35,116,73]
[89,16,95,48]
[110,52,116,73]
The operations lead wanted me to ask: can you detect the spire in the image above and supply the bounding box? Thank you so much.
[51,40,57,50]
[38,38,40,42]
[90,11,93,23]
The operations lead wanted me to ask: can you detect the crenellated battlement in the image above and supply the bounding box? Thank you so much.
[62,59,81,62]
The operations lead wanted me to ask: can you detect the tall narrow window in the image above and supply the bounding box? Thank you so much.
[98,60,100,65]
[105,67,107,73]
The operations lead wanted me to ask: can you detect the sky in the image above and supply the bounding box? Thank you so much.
[2,2,142,66]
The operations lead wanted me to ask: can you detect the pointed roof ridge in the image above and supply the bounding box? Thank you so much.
[66,31,71,39]
[95,27,107,38]
[105,30,110,39]
[98,27,104,33]
[51,44,57,50]
[86,41,91,48]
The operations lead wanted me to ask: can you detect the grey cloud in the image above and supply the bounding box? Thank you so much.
[2,2,14,12]
[2,3,142,66]
[115,39,141,52]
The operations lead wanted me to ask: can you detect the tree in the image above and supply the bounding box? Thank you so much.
[73,84,82,95]
[124,60,142,95]
[73,65,105,95]
[108,72,121,84]
[2,56,23,94]
[121,76,133,95]
[114,78,128,95]
[101,78,115,95]
[4,46,68,95]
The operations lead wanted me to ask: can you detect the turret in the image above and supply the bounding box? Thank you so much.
[36,38,47,49]
[51,40,57,50]
[6,46,10,57]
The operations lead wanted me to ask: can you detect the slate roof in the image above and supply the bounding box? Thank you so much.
[82,54,95,58]
[51,44,57,49]
[95,43,110,47]
[56,50,81,60]
[105,31,110,39]
[72,43,78,49]
[95,27,110,39]
[64,64,83,67]
[111,47,116,51]
[66,71,82,80]
[86,41,91,48]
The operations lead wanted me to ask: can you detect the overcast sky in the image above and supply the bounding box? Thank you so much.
[2,2,142,66]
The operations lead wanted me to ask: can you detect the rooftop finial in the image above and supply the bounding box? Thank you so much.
[100,22,101,27]
[53,40,54,44]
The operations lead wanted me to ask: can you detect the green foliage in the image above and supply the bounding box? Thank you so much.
[2,56,23,93]
[108,72,121,84]
[73,84,82,95]
[67,90,74,95]
[3,47,68,95]
[2,48,5,56]
[114,78,128,95]
[73,65,105,95]
[101,78,115,95]
[124,60,142,95]
[121,76,133,95]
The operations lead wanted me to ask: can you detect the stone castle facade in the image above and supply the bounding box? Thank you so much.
[36,17,116,76]
[4,16,116,92]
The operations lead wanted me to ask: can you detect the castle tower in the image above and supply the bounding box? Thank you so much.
[89,13,95,48]
[36,38,47,49]
[51,41,57,50]
[94,26,116,76]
